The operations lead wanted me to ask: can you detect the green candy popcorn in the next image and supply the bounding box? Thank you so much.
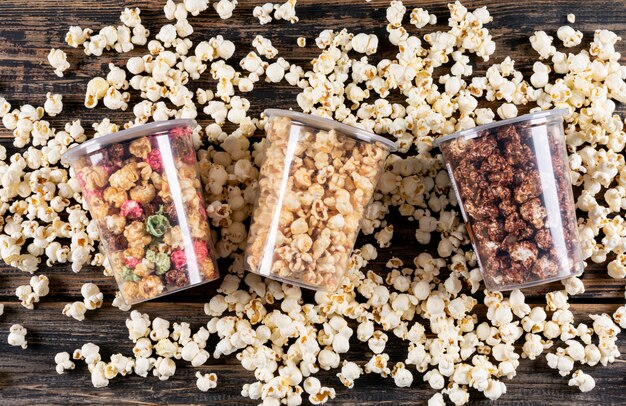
[146,249,171,275]
[146,206,171,237]
[121,266,140,282]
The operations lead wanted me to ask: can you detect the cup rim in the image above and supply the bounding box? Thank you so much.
[60,119,198,164]
[264,109,398,152]
[433,108,569,147]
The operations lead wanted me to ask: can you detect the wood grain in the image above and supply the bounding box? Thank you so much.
[0,0,625,405]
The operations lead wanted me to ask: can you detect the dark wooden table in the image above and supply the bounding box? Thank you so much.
[0,1,625,405]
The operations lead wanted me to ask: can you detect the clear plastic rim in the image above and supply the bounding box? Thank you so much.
[264,109,398,152]
[61,119,197,164]
[433,108,568,147]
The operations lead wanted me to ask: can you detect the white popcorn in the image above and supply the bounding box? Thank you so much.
[253,3,274,25]
[196,371,218,391]
[273,0,298,24]
[557,26,583,48]
[351,33,379,55]
[568,370,595,392]
[8,324,28,349]
[337,360,362,388]
[546,352,575,377]
[63,301,88,321]
[47,49,70,77]
[496,103,518,119]
[567,14,576,23]
[530,31,556,59]
[214,0,238,19]
[66,26,92,48]
[81,283,103,310]
[153,357,177,381]
[43,93,63,117]
[126,310,151,342]
[386,1,406,28]
[391,362,413,387]
[410,8,435,28]
[55,352,75,374]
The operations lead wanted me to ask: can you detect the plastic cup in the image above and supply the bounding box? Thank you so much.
[61,120,219,304]
[245,109,397,292]
[435,109,584,291]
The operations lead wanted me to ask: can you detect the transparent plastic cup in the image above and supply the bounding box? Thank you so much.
[62,119,219,304]
[245,109,397,292]
[435,109,584,291]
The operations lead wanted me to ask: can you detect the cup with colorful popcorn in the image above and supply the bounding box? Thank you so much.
[62,120,219,304]
[245,110,397,292]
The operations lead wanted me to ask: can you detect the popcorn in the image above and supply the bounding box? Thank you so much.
[55,352,76,374]
[196,371,218,391]
[47,49,70,77]
[391,362,413,387]
[1,2,625,403]
[568,370,596,392]
[557,26,583,48]
[44,93,63,117]
[8,324,28,349]
[16,274,49,309]
[63,301,88,321]
[81,283,103,310]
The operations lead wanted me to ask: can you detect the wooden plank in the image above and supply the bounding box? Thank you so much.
[0,0,624,404]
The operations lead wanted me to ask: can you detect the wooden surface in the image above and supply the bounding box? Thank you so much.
[0,0,625,405]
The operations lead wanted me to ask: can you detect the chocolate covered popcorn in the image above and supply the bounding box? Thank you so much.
[437,109,584,290]
[62,120,219,304]
[245,110,395,291]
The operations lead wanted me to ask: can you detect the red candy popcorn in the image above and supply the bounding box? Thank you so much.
[120,200,144,219]
[84,187,103,200]
[125,257,141,268]
[169,126,192,138]
[171,249,187,269]
[193,240,209,261]
[146,149,163,172]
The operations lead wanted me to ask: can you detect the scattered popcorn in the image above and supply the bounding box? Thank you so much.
[567,14,576,24]
[63,301,88,321]
[16,274,49,309]
[8,324,28,349]
[196,371,218,391]
[55,352,76,374]
[81,283,103,310]
[47,49,70,77]
[0,2,625,404]
[568,370,596,392]
[557,26,583,48]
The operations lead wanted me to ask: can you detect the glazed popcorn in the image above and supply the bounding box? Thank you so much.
[439,113,584,290]
[245,113,392,291]
[65,122,219,303]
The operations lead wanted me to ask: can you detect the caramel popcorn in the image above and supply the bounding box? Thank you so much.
[245,111,393,291]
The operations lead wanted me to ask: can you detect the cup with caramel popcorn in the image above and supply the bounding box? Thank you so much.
[62,120,219,304]
[436,109,584,291]
[245,110,396,292]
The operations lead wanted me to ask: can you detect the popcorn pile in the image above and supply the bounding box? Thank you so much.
[1,1,625,405]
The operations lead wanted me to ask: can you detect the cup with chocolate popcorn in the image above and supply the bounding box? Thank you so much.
[436,109,584,291]
[245,109,396,292]
[62,120,219,304]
